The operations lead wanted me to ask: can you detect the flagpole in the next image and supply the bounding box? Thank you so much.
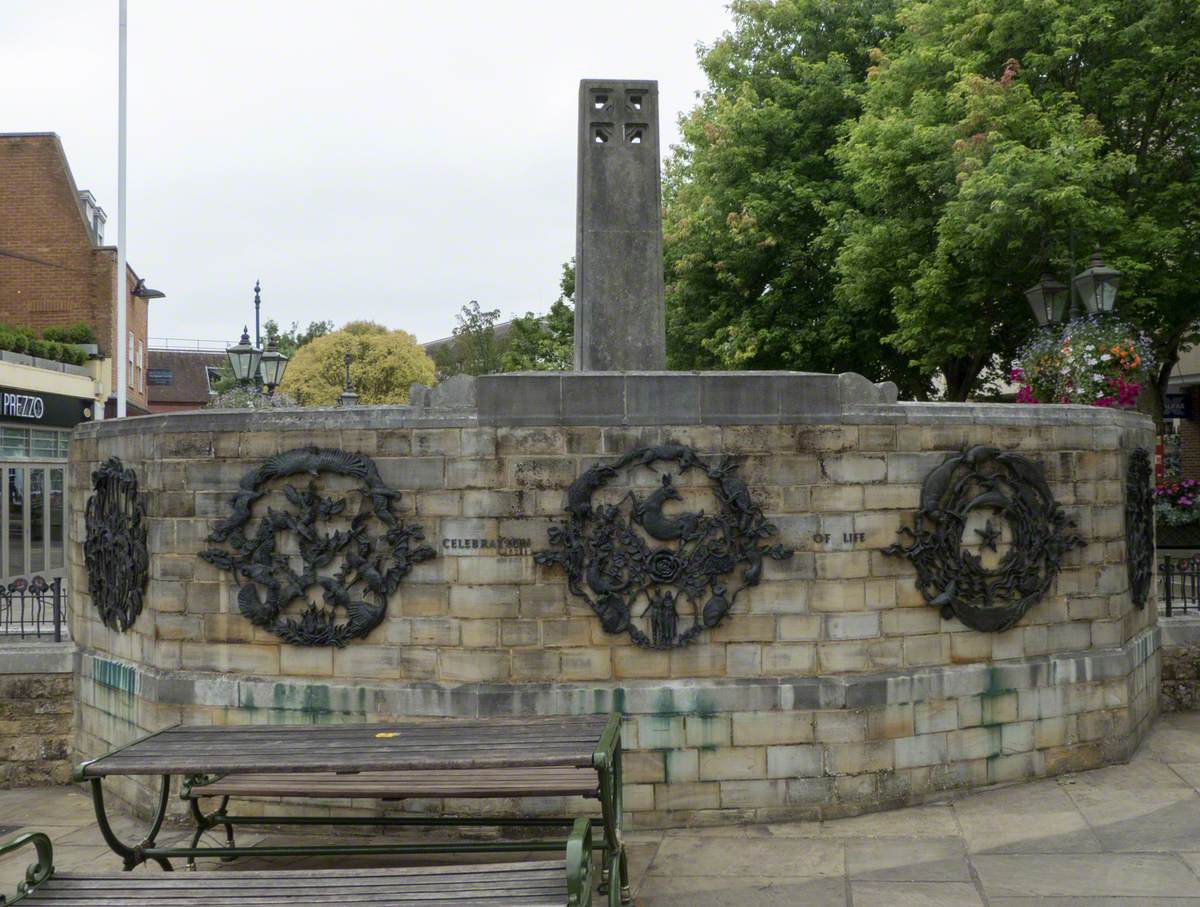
[116,0,128,418]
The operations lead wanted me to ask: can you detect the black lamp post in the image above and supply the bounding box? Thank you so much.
[1072,247,1122,315]
[338,352,359,406]
[253,279,262,347]
[226,327,262,386]
[258,338,289,396]
[1025,246,1122,325]
[1023,273,1069,327]
[226,281,289,395]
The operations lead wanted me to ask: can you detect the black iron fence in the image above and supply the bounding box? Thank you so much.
[1161,556,1200,617]
[0,576,64,640]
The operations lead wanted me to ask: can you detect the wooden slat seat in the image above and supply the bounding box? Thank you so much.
[18,860,570,906]
[78,716,612,778]
[186,766,600,800]
[2,826,595,906]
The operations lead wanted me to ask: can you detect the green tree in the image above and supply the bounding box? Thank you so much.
[263,318,334,357]
[833,0,1200,404]
[434,301,505,378]
[663,0,928,394]
[279,320,435,405]
[503,260,575,371]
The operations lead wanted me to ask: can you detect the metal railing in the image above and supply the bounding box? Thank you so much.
[0,576,64,640]
[1161,556,1200,617]
[148,337,229,352]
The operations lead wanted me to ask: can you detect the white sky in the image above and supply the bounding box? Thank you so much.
[2,1,734,345]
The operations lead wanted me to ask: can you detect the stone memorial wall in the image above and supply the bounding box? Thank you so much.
[68,372,1158,826]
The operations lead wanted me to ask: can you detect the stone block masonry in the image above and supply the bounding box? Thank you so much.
[0,642,75,787]
[68,379,1158,825]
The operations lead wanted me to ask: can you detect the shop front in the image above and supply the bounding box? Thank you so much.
[0,386,90,585]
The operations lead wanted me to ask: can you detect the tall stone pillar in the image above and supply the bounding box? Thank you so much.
[574,79,667,371]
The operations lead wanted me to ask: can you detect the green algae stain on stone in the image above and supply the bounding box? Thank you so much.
[93,658,137,695]
[611,687,626,716]
[687,715,726,751]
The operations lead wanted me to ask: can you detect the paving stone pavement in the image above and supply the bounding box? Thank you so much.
[1,712,1198,905]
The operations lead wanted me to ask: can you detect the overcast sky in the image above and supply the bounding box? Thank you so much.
[3,1,734,346]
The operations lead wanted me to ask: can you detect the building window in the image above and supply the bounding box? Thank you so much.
[128,331,135,388]
[0,427,69,581]
[0,464,69,581]
[136,340,144,392]
[147,368,172,386]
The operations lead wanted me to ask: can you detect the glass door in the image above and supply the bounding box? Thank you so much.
[1,464,67,583]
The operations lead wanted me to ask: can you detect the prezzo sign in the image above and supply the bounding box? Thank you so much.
[0,387,90,428]
[2,393,45,420]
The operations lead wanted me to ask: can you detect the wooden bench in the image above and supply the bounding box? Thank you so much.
[75,714,630,904]
[0,823,594,906]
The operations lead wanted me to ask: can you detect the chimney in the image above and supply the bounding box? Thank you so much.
[78,190,107,244]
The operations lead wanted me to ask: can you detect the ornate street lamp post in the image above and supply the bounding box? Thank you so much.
[1025,246,1122,325]
[1072,247,1122,316]
[258,338,289,396]
[1023,274,1069,327]
[226,282,288,396]
[338,353,359,406]
[226,327,262,387]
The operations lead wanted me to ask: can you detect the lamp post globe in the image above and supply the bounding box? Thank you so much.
[1024,273,1069,327]
[1072,247,1122,315]
[227,327,262,385]
[258,339,289,396]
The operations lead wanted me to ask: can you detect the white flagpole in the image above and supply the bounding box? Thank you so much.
[116,0,128,418]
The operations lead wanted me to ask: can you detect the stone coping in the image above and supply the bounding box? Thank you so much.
[79,626,1157,719]
[1161,615,1200,648]
[72,372,1154,437]
[0,640,76,674]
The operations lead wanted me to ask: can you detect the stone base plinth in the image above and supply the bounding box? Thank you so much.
[0,642,76,788]
[79,626,1157,826]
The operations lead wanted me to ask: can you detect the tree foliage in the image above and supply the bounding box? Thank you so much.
[834,0,1200,404]
[663,0,926,394]
[278,321,435,405]
[263,318,334,357]
[503,260,575,371]
[433,301,505,378]
[666,0,1200,406]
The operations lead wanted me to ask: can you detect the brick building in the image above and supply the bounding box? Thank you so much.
[146,348,224,413]
[0,132,166,586]
[0,132,162,416]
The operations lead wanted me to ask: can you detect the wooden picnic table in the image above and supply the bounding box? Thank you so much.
[74,714,628,906]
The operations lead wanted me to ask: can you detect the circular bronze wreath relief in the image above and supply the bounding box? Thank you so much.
[84,456,149,632]
[1125,447,1154,610]
[200,447,435,646]
[534,444,794,648]
[884,445,1085,632]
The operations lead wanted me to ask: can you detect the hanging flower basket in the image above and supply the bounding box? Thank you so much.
[1011,316,1155,408]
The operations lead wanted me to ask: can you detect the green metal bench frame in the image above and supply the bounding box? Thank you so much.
[0,823,594,905]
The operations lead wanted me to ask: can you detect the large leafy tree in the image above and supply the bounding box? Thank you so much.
[834,0,1200,404]
[433,301,505,378]
[279,321,435,405]
[663,0,930,395]
[503,261,575,371]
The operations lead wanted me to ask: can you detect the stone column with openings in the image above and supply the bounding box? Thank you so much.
[574,79,667,371]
